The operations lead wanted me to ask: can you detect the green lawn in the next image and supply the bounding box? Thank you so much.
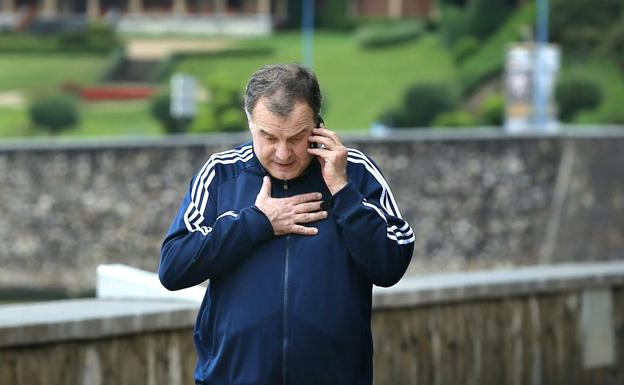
[0,101,162,139]
[66,100,162,137]
[176,32,456,130]
[0,32,454,136]
[1,26,622,139]
[0,106,30,137]
[0,54,108,93]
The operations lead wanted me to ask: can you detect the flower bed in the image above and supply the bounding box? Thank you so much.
[79,85,156,101]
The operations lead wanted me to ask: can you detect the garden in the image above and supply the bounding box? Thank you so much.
[0,0,623,138]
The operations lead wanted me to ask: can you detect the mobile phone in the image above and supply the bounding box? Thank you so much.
[309,115,324,149]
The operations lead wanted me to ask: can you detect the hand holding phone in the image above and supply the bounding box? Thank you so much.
[309,115,325,149]
[307,117,348,195]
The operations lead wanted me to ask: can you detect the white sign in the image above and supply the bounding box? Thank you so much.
[504,43,560,133]
[170,73,197,118]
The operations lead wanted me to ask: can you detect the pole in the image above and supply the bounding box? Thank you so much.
[302,0,314,68]
[533,0,549,130]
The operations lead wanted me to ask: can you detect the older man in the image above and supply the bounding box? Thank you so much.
[159,64,414,385]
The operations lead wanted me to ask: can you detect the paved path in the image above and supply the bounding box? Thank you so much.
[0,90,24,108]
[125,38,231,60]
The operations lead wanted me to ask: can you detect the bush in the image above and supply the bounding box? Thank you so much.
[452,36,479,63]
[550,0,623,52]
[150,92,188,134]
[189,76,246,133]
[432,110,476,127]
[379,83,460,128]
[555,77,603,122]
[465,0,514,40]
[59,23,120,53]
[0,23,120,54]
[603,22,624,71]
[355,20,425,49]
[317,0,354,30]
[439,0,514,46]
[29,94,79,134]
[438,5,471,46]
[478,93,505,126]
[457,1,535,94]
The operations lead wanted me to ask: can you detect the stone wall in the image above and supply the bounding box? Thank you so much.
[2,261,623,385]
[0,130,623,292]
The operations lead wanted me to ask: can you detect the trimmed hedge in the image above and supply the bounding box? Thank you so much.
[355,20,425,49]
[0,24,120,54]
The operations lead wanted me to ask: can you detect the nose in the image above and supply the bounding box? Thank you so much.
[275,141,291,161]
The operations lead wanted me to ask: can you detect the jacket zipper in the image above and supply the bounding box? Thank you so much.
[282,178,290,385]
[282,234,290,385]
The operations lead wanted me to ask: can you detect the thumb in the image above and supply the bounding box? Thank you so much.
[259,176,271,197]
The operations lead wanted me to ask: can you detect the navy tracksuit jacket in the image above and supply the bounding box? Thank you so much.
[159,143,414,385]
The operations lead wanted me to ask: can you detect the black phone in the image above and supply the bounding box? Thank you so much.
[309,115,324,149]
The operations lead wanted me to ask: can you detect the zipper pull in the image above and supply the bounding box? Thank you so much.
[283,180,288,190]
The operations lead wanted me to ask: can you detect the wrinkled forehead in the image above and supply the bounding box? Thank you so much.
[250,98,315,136]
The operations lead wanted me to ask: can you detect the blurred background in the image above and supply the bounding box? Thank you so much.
[0,0,622,137]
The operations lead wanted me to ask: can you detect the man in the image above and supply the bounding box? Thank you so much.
[159,64,414,385]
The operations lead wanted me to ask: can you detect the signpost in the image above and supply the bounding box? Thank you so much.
[170,73,197,133]
[504,44,560,133]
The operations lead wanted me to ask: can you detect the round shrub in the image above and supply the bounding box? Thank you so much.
[555,77,603,122]
[379,83,460,128]
[378,108,412,129]
[29,94,79,134]
[150,92,189,134]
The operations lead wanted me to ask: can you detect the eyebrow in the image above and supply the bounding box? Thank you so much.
[259,127,309,139]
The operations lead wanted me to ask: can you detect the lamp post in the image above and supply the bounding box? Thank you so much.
[533,0,549,131]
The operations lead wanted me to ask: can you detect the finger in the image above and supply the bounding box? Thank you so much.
[295,211,328,224]
[291,224,318,236]
[294,200,324,214]
[308,135,335,150]
[312,127,342,146]
[258,176,271,197]
[287,192,323,204]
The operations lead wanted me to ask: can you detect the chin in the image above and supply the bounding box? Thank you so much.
[268,165,303,180]
[270,170,299,180]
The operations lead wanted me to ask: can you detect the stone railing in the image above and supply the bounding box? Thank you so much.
[0,129,623,294]
[1,260,622,385]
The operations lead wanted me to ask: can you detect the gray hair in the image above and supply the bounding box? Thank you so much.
[244,63,322,120]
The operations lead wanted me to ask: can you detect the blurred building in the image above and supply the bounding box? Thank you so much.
[1,0,433,35]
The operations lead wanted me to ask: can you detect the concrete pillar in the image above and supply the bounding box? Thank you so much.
[172,0,187,14]
[2,0,15,13]
[257,0,269,14]
[128,0,143,13]
[40,0,58,19]
[87,0,101,21]
[389,0,402,19]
